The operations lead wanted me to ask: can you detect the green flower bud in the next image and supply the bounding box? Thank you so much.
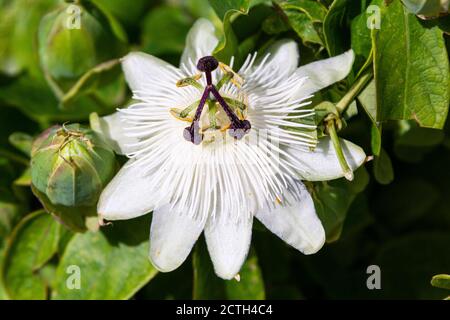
[31,124,116,232]
[38,2,124,82]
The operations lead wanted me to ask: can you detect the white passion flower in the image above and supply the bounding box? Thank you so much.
[95,19,366,280]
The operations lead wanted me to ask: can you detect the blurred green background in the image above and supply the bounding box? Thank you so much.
[0,0,449,300]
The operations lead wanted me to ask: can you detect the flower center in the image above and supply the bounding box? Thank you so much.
[172,56,251,145]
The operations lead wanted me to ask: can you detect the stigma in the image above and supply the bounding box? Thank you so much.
[173,56,251,145]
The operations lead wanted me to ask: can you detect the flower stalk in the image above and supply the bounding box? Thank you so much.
[336,69,373,115]
[323,69,373,180]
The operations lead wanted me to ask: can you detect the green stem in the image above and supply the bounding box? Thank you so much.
[336,70,373,114]
[0,150,30,166]
[44,70,64,101]
[326,121,353,181]
[61,59,120,107]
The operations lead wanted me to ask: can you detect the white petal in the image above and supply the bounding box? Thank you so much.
[149,205,205,272]
[121,51,179,93]
[263,39,299,76]
[90,112,137,155]
[255,180,325,254]
[287,137,366,181]
[293,49,355,98]
[204,217,253,280]
[97,161,157,220]
[180,18,219,69]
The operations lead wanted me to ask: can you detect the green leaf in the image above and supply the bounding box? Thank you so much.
[213,15,240,64]
[193,239,265,299]
[431,274,450,290]
[52,215,157,299]
[343,101,358,120]
[284,10,323,45]
[350,8,372,59]
[323,0,349,55]
[312,167,369,242]
[358,79,377,122]
[0,189,26,243]
[8,132,33,157]
[38,263,57,293]
[2,211,60,300]
[232,4,272,41]
[87,0,129,42]
[209,0,252,64]
[350,0,383,61]
[0,246,7,299]
[262,12,290,35]
[373,147,394,185]
[276,0,327,45]
[278,0,327,21]
[373,1,449,129]
[57,226,74,255]
[209,0,251,20]
[370,123,382,156]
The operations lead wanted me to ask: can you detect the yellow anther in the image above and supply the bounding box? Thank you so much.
[235,109,245,120]
[169,108,194,122]
[275,196,282,205]
[220,123,231,132]
[176,74,203,90]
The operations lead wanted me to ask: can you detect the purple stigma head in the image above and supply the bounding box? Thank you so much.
[197,56,219,73]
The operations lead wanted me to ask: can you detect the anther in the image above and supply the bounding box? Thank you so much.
[197,56,219,73]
